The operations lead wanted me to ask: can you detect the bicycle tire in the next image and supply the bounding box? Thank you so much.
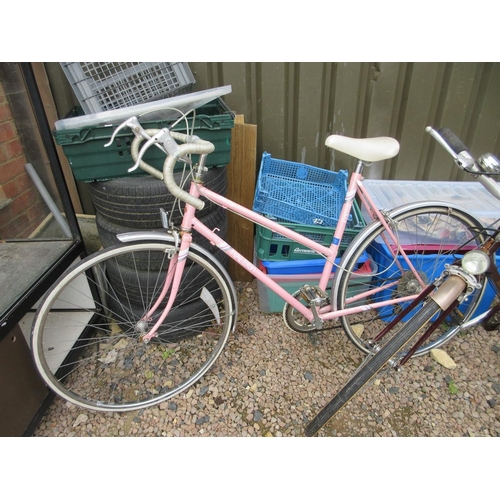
[31,241,237,412]
[333,202,486,356]
[305,298,442,436]
[88,167,227,228]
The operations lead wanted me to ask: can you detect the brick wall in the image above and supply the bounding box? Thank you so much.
[0,79,48,239]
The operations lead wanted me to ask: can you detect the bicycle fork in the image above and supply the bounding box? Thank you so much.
[397,275,467,363]
[114,225,193,343]
[374,269,477,367]
[139,234,191,343]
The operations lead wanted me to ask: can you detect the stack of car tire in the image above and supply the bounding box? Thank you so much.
[88,166,229,320]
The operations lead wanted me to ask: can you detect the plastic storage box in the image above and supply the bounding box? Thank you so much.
[255,200,365,261]
[257,257,378,313]
[53,99,234,182]
[361,180,500,229]
[253,153,349,227]
[257,251,370,275]
[60,62,195,114]
[259,257,339,275]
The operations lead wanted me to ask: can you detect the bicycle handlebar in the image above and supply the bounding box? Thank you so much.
[130,129,215,210]
[426,126,500,203]
[435,127,470,156]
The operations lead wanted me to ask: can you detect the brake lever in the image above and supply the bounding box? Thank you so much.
[104,116,150,147]
[128,130,166,172]
[128,128,191,172]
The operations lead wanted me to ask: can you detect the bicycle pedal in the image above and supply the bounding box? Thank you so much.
[300,285,329,306]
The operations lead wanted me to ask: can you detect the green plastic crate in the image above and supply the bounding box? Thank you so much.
[53,99,234,182]
[255,200,365,261]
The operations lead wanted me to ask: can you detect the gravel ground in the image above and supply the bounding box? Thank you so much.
[33,279,500,438]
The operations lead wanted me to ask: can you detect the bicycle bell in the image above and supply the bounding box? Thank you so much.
[478,153,500,174]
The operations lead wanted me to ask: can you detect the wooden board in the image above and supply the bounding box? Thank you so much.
[226,115,257,282]
[31,62,83,213]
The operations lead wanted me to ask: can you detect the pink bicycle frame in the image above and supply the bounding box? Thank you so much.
[194,171,420,319]
[139,168,423,341]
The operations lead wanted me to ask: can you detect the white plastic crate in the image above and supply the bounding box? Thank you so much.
[60,62,195,114]
[362,180,500,230]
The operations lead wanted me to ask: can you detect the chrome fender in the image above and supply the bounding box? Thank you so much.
[117,230,178,244]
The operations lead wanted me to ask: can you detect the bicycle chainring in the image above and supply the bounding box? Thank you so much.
[283,290,318,333]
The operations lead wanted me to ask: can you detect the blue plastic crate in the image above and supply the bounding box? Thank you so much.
[258,251,369,275]
[370,240,497,322]
[253,153,349,227]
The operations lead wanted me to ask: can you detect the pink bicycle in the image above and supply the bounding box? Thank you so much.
[31,112,486,412]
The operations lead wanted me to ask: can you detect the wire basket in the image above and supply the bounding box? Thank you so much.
[253,153,349,227]
[60,62,195,114]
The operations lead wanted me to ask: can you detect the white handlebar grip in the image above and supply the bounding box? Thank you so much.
[163,154,205,210]
[130,129,215,210]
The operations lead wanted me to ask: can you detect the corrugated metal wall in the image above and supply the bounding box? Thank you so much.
[189,62,500,181]
[46,62,500,182]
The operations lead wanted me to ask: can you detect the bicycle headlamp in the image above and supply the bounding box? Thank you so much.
[461,250,490,275]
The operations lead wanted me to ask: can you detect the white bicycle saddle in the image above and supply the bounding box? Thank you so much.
[325,135,400,162]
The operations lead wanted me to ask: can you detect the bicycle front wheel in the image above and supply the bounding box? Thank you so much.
[334,203,486,356]
[305,298,442,436]
[31,242,237,412]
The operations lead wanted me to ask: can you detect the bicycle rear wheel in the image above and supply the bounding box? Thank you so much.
[305,298,442,436]
[333,203,486,356]
[31,242,237,412]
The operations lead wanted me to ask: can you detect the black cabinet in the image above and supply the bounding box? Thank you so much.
[0,63,86,436]
[0,324,49,436]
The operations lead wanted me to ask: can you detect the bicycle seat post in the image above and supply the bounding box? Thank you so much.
[354,159,371,176]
